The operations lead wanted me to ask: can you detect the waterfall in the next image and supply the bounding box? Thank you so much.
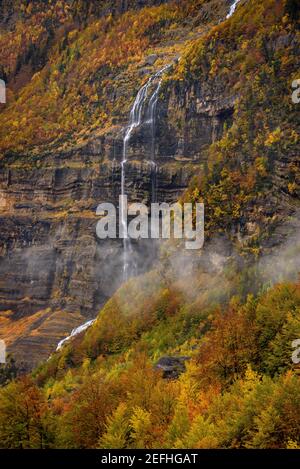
[146,73,165,203]
[121,64,170,280]
[226,0,241,18]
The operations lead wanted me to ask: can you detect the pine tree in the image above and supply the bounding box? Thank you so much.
[130,406,152,449]
[98,403,130,449]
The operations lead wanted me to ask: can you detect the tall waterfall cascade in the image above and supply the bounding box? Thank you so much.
[121,64,171,280]
[118,0,244,281]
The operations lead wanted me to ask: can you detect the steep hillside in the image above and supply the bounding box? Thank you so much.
[0,0,228,155]
[179,0,300,247]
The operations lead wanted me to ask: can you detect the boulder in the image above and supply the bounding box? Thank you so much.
[144,54,158,66]
[154,356,190,379]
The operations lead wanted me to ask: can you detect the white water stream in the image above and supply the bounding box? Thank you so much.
[226,0,241,18]
[121,64,171,280]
